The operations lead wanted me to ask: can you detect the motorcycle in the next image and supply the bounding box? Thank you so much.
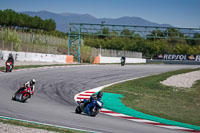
[75,99,103,117]
[12,87,32,103]
[5,61,13,72]
[121,56,125,66]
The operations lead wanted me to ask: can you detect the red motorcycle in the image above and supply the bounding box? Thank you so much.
[5,61,13,72]
[12,87,32,102]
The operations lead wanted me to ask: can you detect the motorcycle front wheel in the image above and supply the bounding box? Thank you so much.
[21,93,29,103]
[90,107,99,117]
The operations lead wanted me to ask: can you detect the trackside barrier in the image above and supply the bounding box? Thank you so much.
[1,50,73,63]
[93,56,100,64]
[66,55,73,63]
[93,55,146,64]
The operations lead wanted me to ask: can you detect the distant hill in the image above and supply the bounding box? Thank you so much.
[22,10,172,33]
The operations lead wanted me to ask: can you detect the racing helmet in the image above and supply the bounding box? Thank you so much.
[30,79,36,85]
[8,53,13,58]
[97,91,103,98]
[91,94,97,100]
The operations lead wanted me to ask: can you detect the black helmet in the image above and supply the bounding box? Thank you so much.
[9,53,13,58]
[30,79,36,85]
[97,91,103,98]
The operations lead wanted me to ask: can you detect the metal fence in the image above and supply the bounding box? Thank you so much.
[0,30,67,46]
[91,48,142,58]
[0,29,68,55]
[0,40,68,55]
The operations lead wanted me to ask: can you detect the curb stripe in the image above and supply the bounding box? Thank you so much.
[77,97,89,100]
[100,110,120,114]
[158,126,193,130]
[145,122,171,126]
[74,84,200,132]
[118,116,143,119]
[79,94,92,96]
[84,91,96,93]
[130,119,158,123]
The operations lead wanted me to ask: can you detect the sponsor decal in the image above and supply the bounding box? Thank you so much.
[158,54,163,59]
[188,55,195,60]
[157,54,200,61]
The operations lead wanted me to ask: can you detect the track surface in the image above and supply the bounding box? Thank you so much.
[0,64,199,133]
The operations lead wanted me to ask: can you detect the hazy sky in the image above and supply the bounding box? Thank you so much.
[0,0,200,28]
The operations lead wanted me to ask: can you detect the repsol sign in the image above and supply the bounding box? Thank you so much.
[157,54,200,61]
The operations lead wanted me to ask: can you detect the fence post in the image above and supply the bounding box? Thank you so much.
[18,43,21,52]
[26,42,28,52]
[34,43,36,52]
[2,40,5,50]
[11,42,13,51]
[55,45,57,55]
[47,45,49,54]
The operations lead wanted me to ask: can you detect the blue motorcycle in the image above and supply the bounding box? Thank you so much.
[75,99,103,117]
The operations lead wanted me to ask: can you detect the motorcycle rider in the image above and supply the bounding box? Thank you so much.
[6,53,14,70]
[15,79,36,97]
[85,91,103,105]
[97,91,103,100]
[83,91,103,114]
[121,56,126,66]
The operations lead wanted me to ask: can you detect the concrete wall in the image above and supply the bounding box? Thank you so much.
[94,56,146,64]
[0,50,73,63]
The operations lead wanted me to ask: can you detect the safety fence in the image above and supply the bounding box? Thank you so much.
[91,48,142,58]
[0,30,67,46]
[0,40,68,55]
[0,29,68,55]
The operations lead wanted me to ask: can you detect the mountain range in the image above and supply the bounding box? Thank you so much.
[22,10,172,33]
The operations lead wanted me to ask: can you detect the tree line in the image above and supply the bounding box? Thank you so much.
[84,28,200,58]
[1,9,200,58]
[0,9,56,32]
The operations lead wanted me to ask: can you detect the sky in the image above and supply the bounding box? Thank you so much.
[0,0,200,28]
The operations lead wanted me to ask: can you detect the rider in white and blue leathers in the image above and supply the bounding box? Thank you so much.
[84,91,103,115]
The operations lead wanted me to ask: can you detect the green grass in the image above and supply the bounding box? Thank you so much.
[0,64,79,71]
[0,118,87,133]
[103,68,200,126]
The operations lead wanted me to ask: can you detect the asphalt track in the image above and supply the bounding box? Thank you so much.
[0,64,199,133]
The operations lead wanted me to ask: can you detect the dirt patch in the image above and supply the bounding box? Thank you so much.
[161,70,200,88]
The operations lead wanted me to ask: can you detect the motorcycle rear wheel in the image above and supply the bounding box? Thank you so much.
[12,94,16,100]
[75,106,82,114]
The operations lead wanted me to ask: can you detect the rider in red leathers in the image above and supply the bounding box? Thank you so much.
[6,53,14,71]
[15,79,36,97]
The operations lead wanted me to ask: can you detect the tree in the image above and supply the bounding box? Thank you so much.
[147,30,165,39]
[98,27,109,39]
[120,28,133,36]
[166,28,184,38]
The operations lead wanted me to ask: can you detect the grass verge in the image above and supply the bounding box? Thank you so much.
[0,118,88,133]
[103,68,200,126]
[0,64,79,71]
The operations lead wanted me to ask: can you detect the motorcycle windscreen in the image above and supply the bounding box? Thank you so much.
[97,101,103,107]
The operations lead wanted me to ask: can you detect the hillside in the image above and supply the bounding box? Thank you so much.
[22,10,172,33]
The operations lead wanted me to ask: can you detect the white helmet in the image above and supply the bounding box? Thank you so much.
[30,79,36,85]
